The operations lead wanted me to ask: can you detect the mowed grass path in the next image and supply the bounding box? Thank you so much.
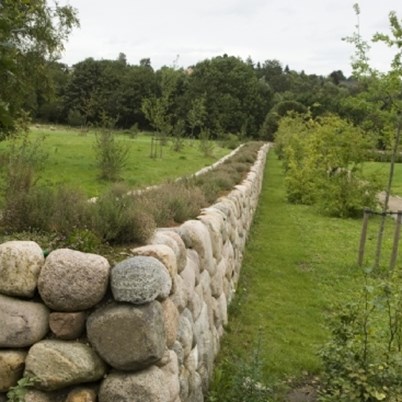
[211,150,397,397]
[0,126,229,198]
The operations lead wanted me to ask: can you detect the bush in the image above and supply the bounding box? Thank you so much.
[92,184,156,244]
[319,273,402,401]
[275,113,379,217]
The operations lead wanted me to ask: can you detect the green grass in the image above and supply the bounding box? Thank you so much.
[210,151,398,399]
[363,161,402,196]
[0,125,230,198]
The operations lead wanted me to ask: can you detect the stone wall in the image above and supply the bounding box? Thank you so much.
[0,144,269,402]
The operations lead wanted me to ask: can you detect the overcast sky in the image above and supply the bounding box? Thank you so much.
[59,0,402,77]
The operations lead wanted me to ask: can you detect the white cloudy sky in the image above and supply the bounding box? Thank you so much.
[59,0,402,76]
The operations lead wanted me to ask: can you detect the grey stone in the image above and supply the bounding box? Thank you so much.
[99,367,170,402]
[87,301,166,371]
[161,298,180,348]
[178,220,216,276]
[0,241,44,298]
[24,340,106,391]
[170,274,188,312]
[159,350,180,402]
[0,294,49,348]
[111,256,172,304]
[24,390,52,402]
[131,244,177,279]
[177,312,193,358]
[49,312,86,340]
[151,230,187,273]
[0,350,27,392]
[38,249,110,311]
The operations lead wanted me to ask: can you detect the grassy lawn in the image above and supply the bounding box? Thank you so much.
[0,125,230,198]
[363,161,402,196]
[209,151,397,400]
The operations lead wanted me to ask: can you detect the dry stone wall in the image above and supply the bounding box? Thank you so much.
[0,144,269,402]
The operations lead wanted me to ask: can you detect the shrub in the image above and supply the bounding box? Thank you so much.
[199,128,215,157]
[94,115,129,181]
[92,184,156,244]
[319,273,402,401]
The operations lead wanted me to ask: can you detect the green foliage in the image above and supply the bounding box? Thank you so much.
[275,113,380,217]
[7,376,38,402]
[1,132,48,226]
[67,228,101,253]
[67,109,86,127]
[208,333,272,402]
[94,113,129,181]
[93,184,156,245]
[0,0,79,138]
[319,271,402,401]
[199,129,215,157]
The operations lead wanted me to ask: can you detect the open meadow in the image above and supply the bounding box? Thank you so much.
[0,125,230,199]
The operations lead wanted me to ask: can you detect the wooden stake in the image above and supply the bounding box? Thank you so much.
[358,208,370,267]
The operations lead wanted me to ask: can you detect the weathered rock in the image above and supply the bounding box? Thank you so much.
[0,350,27,392]
[49,312,86,340]
[188,371,203,402]
[151,230,187,273]
[179,367,190,401]
[24,340,106,391]
[0,294,49,348]
[99,367,170,402]
[131,244,177,278]
[188,287,203,321]
[38,249,110,311]
[24,389,52,402]
[172,341,184,366]
[193,303,214,387]
[111,256,171,304]
[210,268,223,298]
[65,388,97,402]
[159,350,180,402]
[87,301,166,371]
[187,249,201,285]
[161,298,179,348]
[198,213,224,260]
[179,256,196,296]
[177,311,194,358]
[0,241,44,298]
[177,220,216,276]
[170,274,188,312]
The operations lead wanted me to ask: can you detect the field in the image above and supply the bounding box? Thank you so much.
[208,152,398,400]
[0,125,230,198]
[363,161,402,195]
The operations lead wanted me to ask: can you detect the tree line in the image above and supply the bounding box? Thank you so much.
[27,55,359,140]
[1,0,399,149]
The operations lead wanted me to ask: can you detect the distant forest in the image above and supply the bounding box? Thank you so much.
[26,53,362,140]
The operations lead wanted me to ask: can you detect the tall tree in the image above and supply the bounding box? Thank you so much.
[0,0,79,138]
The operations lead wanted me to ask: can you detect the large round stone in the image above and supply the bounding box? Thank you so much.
[111,256,171,304]
[38,249,110,311]
[0,241,44,298]
[87,301,166,371]
[99,367,170,402]
[0,294,49,348]
[24,340,106,391]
